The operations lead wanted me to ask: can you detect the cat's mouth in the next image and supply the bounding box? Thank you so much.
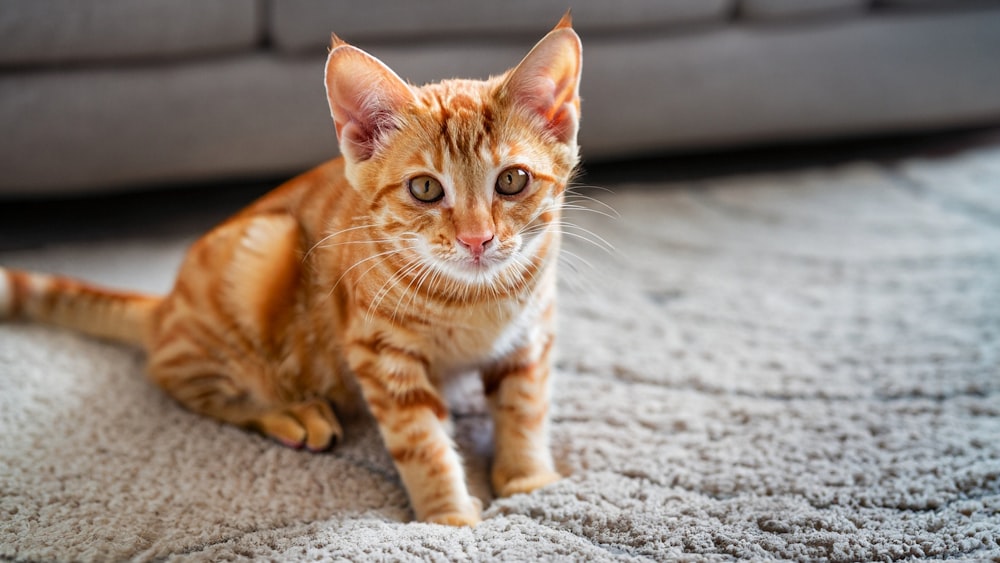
[432,246,513,282]
[458,252,504,272]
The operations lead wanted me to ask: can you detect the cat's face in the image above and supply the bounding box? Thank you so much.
[325,19,581,289]
[360,79,577,286]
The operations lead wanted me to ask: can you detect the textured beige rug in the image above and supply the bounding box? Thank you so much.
[2,146,999,561]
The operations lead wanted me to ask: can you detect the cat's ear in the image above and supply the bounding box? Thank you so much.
[325,37,416,161]
[499,14,582,145]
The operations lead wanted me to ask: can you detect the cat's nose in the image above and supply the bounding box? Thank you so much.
[457,231,495,257]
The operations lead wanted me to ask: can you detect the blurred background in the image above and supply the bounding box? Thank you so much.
[1,0,999,246]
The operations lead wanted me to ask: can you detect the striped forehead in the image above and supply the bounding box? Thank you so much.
[417,80,503,168]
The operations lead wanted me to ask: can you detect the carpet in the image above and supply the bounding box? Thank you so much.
[1,146,999,561]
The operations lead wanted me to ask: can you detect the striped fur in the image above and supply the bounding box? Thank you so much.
[0,267,159,346]
[1,16,581,526]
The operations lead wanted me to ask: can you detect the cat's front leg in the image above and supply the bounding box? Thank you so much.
[482,333,561,498]
[347,338,481,526]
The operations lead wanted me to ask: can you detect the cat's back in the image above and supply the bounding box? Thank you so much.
[235,157,353,233]
[161,156,352,298]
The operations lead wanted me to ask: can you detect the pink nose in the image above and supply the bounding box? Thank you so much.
[457,231,495,257]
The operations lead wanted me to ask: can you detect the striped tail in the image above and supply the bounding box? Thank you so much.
[0,267,162,348]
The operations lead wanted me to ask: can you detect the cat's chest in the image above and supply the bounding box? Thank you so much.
[420,294,545,373]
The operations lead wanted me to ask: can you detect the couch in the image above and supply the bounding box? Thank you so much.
[1,0,999,197]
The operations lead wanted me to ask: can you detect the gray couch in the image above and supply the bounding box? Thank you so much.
[2,0,1000,197]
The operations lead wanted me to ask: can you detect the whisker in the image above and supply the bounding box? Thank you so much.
[561,194,621,219]
[557,248,595,271]
[371,257,426,325]
[397,260,438,323]
[326,245,419,298]
[388,261,431,326]
[318,236,416,248]
[366,256,415,316]
[537,221,616,254]
[560,202,621,221]
[565,222,616,248]
[566,183,616,195]
[304,223,380,261]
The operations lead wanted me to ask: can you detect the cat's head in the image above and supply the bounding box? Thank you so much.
[324,15,581,288]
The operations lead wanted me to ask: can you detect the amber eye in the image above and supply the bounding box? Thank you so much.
[495,167,529,196]
[408,175,444,203]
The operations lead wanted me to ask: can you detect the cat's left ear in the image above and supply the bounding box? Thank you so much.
[500,14,582,145]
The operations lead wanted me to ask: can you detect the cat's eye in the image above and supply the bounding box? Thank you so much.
[408,175,444,203]
[495,167,530,196]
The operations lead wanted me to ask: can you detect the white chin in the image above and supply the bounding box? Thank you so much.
[446,256,506,283]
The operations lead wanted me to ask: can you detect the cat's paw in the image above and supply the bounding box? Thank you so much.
[423,498,483,527]
[254,400,343,452]
[425,511,482,527]
[494,470,562,498]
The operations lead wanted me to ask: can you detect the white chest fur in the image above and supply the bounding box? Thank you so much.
[424,279,553,377]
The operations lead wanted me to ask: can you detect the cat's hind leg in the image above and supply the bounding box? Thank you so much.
[145,211,344,451]
[149,364,345,451]
[252,399,343,451]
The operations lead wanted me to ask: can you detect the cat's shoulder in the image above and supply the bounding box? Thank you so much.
[240,157,348,217]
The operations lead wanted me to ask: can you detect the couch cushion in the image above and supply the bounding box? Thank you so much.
[740,0,870,20]
[0,55,336,195]
[270,0,735,53]
[0,0,260,67]
[585,8,1000,157]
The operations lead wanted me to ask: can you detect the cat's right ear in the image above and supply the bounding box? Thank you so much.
[325,38,416,162]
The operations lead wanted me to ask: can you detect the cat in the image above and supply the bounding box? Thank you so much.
[0,14,581,526]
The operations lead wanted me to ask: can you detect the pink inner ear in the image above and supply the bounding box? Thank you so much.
[503,28,581,144]
[336,120,371,156]
[545,75,579,141]
[325,46,415,161]
[328,92,391,157]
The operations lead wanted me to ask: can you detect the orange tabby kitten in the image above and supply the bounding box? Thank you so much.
[0,16,581,526]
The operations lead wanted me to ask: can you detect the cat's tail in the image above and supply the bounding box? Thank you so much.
[0,267,162,348]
